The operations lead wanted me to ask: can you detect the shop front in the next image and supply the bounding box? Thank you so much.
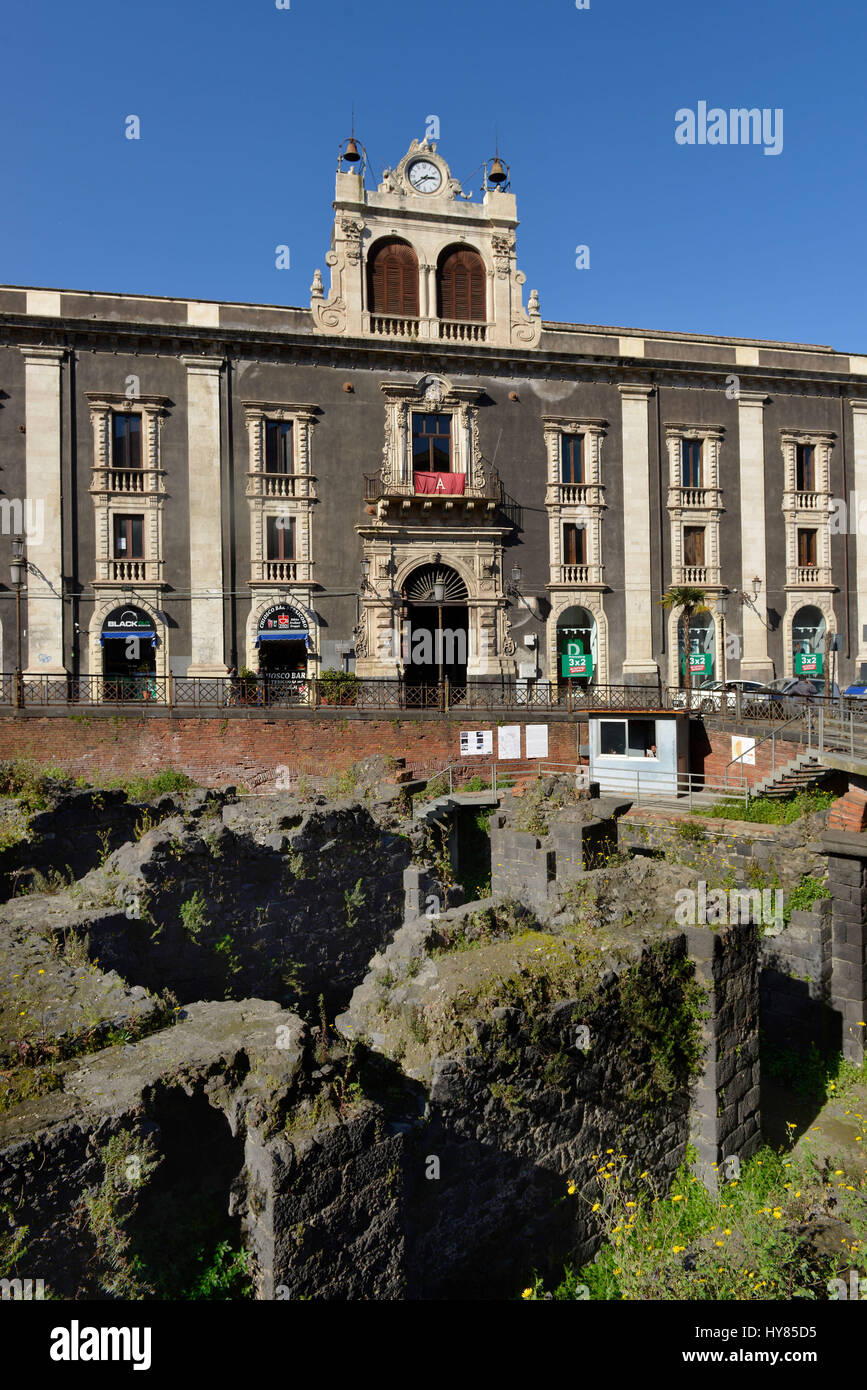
[100,607,158,700]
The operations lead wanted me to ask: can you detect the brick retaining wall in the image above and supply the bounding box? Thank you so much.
[0,714,579,788]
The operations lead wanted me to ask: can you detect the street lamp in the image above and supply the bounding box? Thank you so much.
[716,589,730,685]
[431,580,446,689]
[752,576,761,599]
[10,536,24,708]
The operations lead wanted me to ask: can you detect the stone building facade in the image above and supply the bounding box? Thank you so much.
[2,136,867,691]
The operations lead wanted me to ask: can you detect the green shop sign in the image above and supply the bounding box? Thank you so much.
[682,652,711,676]
[560,641,593,679]
[795,652,823,676]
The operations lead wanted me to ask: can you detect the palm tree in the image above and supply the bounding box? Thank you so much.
[659,586,709,702]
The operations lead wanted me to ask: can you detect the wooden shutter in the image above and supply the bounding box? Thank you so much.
[437,248,486,322]
[368,240,419,316]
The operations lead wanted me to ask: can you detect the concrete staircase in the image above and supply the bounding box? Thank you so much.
[748,752,829,800]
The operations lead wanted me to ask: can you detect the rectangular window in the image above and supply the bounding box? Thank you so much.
[561,434,584,484]
[265,420,293,474]
[113,514,144,558]
[796,443,815,492]
[683,526,705,566]
[599,718,657,758]
[267,515,295,561]
[681,438,703,488]
[797,528,817,567]
[412,413,451,472]
[563,522,586,565]
[111,413,142,469]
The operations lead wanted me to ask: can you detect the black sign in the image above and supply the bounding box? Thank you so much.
[103,606,154,633]
[257,604,307,633]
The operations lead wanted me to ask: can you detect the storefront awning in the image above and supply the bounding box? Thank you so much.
[257,633,307,642]
[101,631,155,642]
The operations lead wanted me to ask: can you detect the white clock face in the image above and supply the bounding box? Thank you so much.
[407,159,442,193]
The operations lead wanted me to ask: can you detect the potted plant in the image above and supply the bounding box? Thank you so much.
[317,668,360,706]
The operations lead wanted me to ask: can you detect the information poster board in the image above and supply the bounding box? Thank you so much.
[525,724,549,758]
[497,725,521,760]
[460,730,493,756]
[731,735,756,766]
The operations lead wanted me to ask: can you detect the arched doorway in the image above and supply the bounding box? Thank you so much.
[402,563,468,687]
[791,605,826,674]
[676,608,715,685]
[557,606,597,692]
[101,606,157,698]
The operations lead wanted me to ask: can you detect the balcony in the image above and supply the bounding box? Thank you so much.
[368,314,420,339]
[438,320,488,343]
[250,559,314,586]
[97,558,162,584]
[791,564,833,587]
[246,472,311,500]
[668,485,722,511]
[91,467,163,496]
[676,565,713,585]
[362,462,510,517]
[549,563,605,587]
[546,482,605,507]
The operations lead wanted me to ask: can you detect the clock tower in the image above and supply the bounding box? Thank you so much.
[310,137,541,349]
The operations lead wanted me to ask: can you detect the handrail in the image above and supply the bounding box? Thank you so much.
[721,708,808,790]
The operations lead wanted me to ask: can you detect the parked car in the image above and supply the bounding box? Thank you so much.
[843,684,867,701]
[669,679,777,713]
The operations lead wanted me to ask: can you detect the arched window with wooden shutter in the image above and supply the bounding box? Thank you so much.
[436,246,486,323]
[366,238,419,318]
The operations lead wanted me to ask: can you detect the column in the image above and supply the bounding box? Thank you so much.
[183,356,229,676]
[20,347,67,674]
[851,400,867,676]
[618,383,658,682]
[737,392,773,681]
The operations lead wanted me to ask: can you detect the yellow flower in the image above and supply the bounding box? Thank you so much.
[673,1245,686,1254]
[591,1202,601,1212]
[567,1180,577,1195]
[714,1240,724,1247]
[521,1288,533,1300]
[613,1267,621,1275]
[37,969,45,975]
[672,1194,684,1202]
[625,1201,636,1208]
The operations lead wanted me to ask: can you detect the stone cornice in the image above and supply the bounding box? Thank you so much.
[665,423,725,438]
[617,383,654,399]
[19,346,66,363]
[85,391,171,410]
[736,391,770,406]
[541,415,608,430]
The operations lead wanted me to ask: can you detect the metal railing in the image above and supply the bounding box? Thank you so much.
[721,709,808,789]
[590,764,750,809]
[0,675,668,713]
[808,706,867,762]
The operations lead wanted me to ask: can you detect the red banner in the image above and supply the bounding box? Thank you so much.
[413,472,466,495]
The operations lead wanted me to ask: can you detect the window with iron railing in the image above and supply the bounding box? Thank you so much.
[412,412,452,472]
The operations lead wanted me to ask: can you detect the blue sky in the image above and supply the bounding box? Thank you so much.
[3,0,864,349]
